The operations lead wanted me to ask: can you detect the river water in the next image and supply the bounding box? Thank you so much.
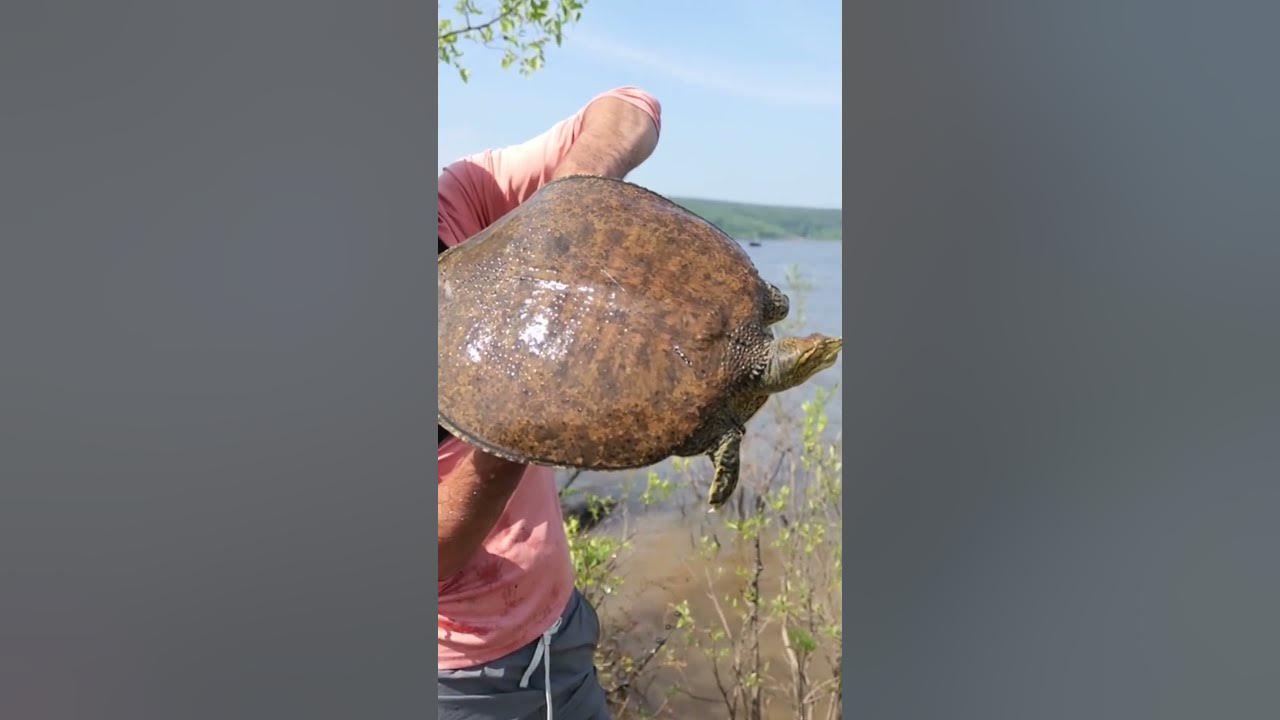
[743,237,844,432]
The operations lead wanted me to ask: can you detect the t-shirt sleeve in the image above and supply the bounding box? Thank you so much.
[437,86,662,248]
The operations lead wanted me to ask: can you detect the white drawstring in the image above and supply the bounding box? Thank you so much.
[518,616,562,720]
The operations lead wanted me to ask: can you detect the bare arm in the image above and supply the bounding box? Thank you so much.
[552,96,660,180]
[438,449,525,581]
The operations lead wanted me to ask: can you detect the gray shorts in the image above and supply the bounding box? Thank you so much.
[438,589,611,720]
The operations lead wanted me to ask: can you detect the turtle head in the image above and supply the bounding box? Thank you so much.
[761,334,843,393]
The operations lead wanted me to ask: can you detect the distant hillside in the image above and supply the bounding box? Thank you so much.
[670,197,842,240]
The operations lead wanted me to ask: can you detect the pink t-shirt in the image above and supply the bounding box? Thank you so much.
[437,87,662,670]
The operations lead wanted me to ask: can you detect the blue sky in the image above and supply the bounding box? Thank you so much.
[438,0,842,208]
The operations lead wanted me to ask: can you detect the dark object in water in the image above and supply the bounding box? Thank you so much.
[748,241,762,247]
[561,496,619,533]
[438,174,842,508]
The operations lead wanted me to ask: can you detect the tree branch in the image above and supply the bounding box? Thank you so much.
[704,568,734,638]
[558,468,584,497]
[709,656,738,719]
[802,675,841,705]
[611,624,675,698]
[672,686,724,704]
[748,495,766,719]
[439,10,511,41]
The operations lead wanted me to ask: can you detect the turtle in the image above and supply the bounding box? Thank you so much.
[438,174,842,508]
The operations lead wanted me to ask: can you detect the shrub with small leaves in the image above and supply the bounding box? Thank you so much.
[439,0,588,82]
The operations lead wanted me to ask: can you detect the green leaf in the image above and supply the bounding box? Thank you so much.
[788,626,819,654]
[438,0,587,77]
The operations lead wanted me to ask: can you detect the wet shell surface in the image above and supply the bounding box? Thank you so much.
[438,175,775,469]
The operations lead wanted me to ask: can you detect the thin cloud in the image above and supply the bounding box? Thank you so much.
[571,32,840,109]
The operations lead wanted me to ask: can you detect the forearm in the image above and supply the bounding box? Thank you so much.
[438,449,527,581]
[553,96,660,181]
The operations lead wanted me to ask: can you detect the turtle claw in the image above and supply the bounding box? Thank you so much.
[706,428,744,508]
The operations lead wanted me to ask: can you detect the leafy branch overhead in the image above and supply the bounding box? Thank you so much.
[439,0,587,82]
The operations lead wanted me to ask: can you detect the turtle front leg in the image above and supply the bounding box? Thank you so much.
[763,283,790,325]
[706,428,744,509]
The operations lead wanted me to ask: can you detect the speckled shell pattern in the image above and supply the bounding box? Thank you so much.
[438,175,775,469]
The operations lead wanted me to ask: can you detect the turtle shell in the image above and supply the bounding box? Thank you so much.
[438,175,773,469]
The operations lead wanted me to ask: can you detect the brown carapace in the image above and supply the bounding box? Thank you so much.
[438,175,841,507]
